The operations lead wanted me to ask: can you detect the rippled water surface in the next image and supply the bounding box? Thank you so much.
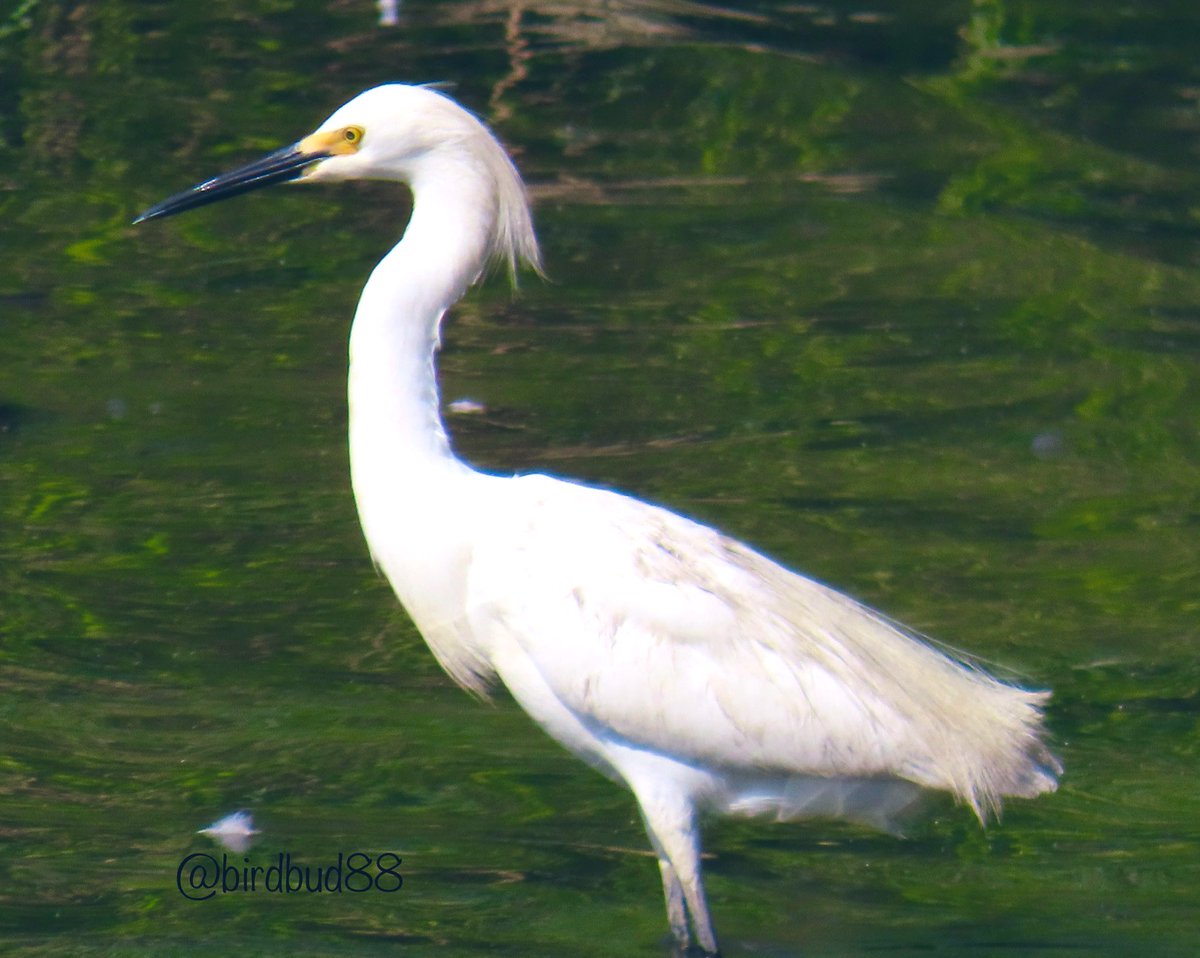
[2,2,1198,955]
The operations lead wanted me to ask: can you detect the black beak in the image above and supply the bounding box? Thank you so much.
[134,142,330,224]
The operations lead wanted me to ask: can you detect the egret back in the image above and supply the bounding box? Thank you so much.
[464,474,1059,821]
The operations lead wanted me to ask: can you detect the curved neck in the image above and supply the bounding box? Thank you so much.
[348,169,492,503]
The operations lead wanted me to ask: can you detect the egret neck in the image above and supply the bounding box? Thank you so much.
[344,155,500,692]
[348,158,493,487]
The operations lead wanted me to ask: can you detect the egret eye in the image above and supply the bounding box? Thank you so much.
[343,126,364,145]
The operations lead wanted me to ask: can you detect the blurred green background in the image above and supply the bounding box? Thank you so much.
[1,1,1197,955]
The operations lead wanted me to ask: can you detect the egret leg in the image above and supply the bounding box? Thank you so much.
[645,825,690,948]
[634,791,719,956]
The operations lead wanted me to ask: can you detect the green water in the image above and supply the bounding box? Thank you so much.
[2,1,1198,955]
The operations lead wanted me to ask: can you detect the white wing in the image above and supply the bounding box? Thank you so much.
[465,474,1057,820]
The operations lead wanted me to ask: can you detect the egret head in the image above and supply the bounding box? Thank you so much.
[135,84,541,279]
[297,84,490,184]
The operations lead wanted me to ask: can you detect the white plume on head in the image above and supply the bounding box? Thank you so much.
[306,83,542,284]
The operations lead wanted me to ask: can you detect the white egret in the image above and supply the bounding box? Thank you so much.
[137,84,1059,955]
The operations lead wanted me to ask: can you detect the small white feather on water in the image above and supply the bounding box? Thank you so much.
[198,811,259,853]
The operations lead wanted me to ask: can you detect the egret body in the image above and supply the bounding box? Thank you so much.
[138,84,1059,955]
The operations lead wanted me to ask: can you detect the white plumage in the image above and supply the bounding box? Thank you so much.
[138,84,1059,955]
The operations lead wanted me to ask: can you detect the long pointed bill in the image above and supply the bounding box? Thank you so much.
[134,141,330,224]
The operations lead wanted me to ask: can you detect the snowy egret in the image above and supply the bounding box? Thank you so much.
[138,84,1059,954]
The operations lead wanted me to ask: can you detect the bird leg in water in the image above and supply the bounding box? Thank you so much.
[637,790,719,955]
[647,824,692,949]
